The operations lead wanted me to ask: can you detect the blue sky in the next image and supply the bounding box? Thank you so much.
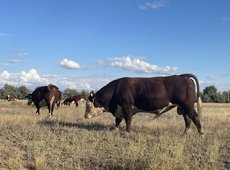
[0,0,230,92]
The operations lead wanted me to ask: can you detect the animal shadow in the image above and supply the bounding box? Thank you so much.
[38,118,111,131]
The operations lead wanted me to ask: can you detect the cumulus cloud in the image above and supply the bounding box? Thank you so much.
[0,71,11,80]
[139,0,169,10]
[60,58,82,69]
[107,56,178,74]
[20,69,47,84]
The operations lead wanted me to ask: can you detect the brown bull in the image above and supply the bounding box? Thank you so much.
[85,74,203,135]
[32,84,61,116]
[71,94,84,107]
[62,97,73,107]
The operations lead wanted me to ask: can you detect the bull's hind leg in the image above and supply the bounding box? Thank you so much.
[122,104,133,133]
[184,106,203,135]
[183,114,192,134]
[189,110,203,135]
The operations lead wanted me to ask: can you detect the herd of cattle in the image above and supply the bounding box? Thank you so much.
[4,74,203,135]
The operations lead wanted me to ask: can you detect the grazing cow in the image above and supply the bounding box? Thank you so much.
[26,91,61,108]
[62,97,73,107]
[32,84,60,116]
[71,94,85,107]
[85,74,203,135]
[26,94,48,107]
[6,95,18,101]
[25,94,33,105]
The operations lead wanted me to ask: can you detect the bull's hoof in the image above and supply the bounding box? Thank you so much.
[110,126,119,131]
[199,131,205,137]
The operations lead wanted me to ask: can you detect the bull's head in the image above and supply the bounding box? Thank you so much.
[85,91,105,119]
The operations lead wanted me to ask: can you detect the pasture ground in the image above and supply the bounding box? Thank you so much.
[0,100,229,170]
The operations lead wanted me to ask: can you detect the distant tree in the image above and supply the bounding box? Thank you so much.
[17,86,32,99]
[0,84,33,100]
[0,84,18,99]
[202,86,218,102]
[222,91,230,103]
[203,85,217,96]
[81,89,89,99]
[201,93,211,102]
[62,88,78,99]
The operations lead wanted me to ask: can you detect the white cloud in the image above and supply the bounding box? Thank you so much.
[139,0,169,10]
[20,69,47,84]
[60,58,82,69]
[0,71,11,80]
[107,56,178,74]
[17,52,29,57]
[0,68,109,91]
[9,59,22,64]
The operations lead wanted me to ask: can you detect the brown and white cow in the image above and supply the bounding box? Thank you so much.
[71,94,85,107]
[27,90,61,109]
[6,95,18,101]
[31,84,61,116]
[62,97,73,107]
[85,74,203,135]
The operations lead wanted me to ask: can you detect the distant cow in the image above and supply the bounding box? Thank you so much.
[31,84,61,116]
[85,74,203,135]
[71,94,85,107]
[6,95,18,101]
[26,91,61,109]
[62,97,73,107]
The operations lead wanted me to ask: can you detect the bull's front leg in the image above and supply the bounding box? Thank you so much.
[50,104,55,116]
[47,103,51,116]
[35,104,40,115]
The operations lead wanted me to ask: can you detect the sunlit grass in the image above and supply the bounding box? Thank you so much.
[0,100,229,169]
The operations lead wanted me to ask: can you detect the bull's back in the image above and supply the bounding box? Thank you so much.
[115,77,170,110]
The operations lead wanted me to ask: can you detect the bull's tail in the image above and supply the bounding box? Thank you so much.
[197,96,202,118]
[181,73,202,118]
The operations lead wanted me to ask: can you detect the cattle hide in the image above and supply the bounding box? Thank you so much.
[6,95,18,101]
[71,94,85,107]
[85,74,203,135]
[32,84,60,116]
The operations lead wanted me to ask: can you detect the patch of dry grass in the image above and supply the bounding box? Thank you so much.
[0,100,229,169]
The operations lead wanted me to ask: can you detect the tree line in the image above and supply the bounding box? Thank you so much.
[0,84,229,103]
[0,84,88,100]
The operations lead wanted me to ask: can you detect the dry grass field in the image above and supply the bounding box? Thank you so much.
[0,100,229,170]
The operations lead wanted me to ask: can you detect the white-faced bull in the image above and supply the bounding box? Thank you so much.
[32,84,61,116]
[85,74,203,135]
